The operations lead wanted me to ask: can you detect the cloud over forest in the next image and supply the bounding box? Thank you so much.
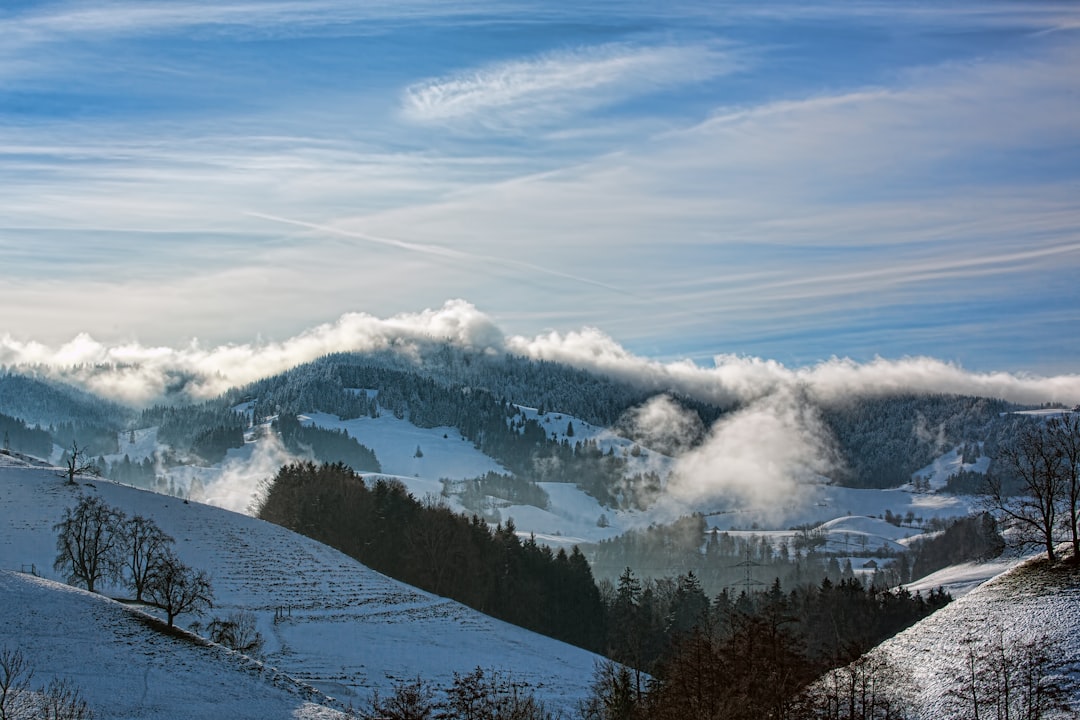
[3,300,1079,410]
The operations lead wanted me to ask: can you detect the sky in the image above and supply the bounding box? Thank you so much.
[2,1,1080,375]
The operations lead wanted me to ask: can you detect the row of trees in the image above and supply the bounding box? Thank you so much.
[363,667,558,720]
[53,496,212,626]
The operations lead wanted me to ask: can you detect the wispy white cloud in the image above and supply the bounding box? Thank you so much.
[401,42,738,130]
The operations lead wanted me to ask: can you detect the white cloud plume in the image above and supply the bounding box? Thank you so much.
[188,433,302,515]
[620,395,705,456]
[656,388,836,523]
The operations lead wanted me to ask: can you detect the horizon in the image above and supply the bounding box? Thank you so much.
[2,1,1079,373]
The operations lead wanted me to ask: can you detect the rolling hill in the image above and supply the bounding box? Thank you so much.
[0,452,603,717]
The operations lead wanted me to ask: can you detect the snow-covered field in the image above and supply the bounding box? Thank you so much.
[0,454,603,716]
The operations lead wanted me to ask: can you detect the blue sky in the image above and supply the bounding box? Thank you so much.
[2,1,1079,374]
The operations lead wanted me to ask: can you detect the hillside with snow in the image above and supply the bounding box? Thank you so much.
[0,453,603,716]
[833,554,1080,718]
[0,571,348,720]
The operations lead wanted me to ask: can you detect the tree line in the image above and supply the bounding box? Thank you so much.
[256,462,607,651]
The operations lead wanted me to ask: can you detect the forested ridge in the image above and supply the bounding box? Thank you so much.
[0,350,1041,499]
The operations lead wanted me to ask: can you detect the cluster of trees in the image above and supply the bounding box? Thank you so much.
[257,462,606,651]
[908,513,1004,580]
[446,472,550,515]
[585,571,949,720]
[0,372,129,430]
[272,412,381,472]
[0,411,52,458]
[257,463,961,679]
[0,411,117,465]
[0,647,93,720]
[235,360,656,505]
[363,667,558,720]
[986,414,1080,562]
[944,627,1073,720]
[602,568,949,679]
[53,496,212,626]
[139,403,245,464]
[97,454,156,487]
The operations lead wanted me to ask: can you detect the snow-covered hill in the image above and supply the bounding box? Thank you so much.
[0,453,603,715]
[843,555,1080,718]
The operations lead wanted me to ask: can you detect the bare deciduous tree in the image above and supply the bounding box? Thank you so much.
[145,551,213,627]
[60,442,96,486]
[797,654,915,720]
[39,678,93,720]
[0,648,94,720]
[0,647,35,720]
[53,496,126,593]
[947,627,1072,720]
[1046,415,1080,560]
[985,422,1068,562]
[362,677,438,720]
[119,515,173,602]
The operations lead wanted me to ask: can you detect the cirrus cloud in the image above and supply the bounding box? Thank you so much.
[401,42,739,131]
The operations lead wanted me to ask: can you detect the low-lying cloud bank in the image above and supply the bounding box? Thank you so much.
[5,299,1077,518]
[3,299,1077,409]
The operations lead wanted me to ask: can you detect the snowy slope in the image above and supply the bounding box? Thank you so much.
[908,444,990,491]
[0,571,347,720]
[0,454,604,712]
[856,556,1080,718]
[300,411,507,481]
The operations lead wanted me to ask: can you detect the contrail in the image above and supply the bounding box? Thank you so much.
[247,210,632,296]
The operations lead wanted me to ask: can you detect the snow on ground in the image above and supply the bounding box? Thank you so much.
[301,411,507,480]
[905,554,1027,598]
[871,555,1080,718]
[0,570,348,720]
[908,444,990,491]
[60,405,988,564]
[104,426,160,464]
[0,454,602,713]
[497,482,627,549]
[514,406,675,479]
